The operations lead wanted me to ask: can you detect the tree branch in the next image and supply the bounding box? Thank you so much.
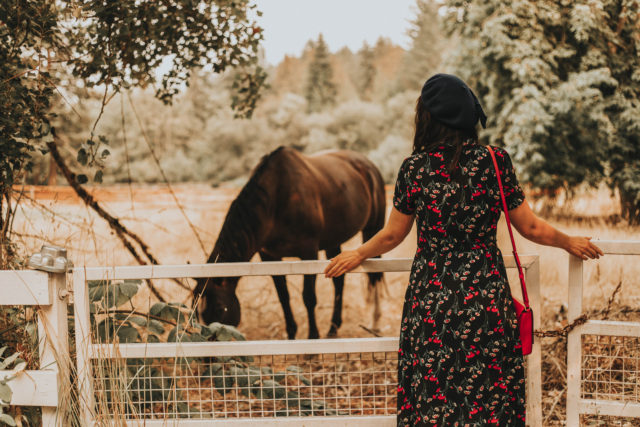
[47,130,195,302]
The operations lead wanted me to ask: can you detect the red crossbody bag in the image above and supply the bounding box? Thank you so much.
[487,146,533,356]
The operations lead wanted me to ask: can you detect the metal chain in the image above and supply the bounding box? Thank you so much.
[533,314,588,338]
[533,282,623,339]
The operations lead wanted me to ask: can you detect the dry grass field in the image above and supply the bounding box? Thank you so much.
[13,183,639,340]
[11,183,640,425]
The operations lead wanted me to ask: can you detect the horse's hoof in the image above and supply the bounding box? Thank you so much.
[327,327,338,338]
[308,331,320,339]
[286,325,297,340]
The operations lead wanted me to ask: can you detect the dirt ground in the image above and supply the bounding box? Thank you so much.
[12,183,640,341]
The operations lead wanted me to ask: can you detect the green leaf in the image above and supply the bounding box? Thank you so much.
[208,323,245,341]
[101,283,119,309]
[222,324,245,341]
[94,170,103,183]
[188,333,207,342]
[203,363,222,377]
[0,347,7,359]
[200,324,214,338]
[213,373,234,395]
[168,302,188,309]
[77,148,88,165]
[119,281,139,299]
[128,317,147,327]
[117,326,139,343]
[297,374,311,386]
[260,379,286,399]
[167,327,187,342]
[150,302,167,316]
[0,382,13,403]
[0,353,19,370]
[215,326,233,341]
[96,318,116,342]
[147,319,165,334]
[0,414,16,426]
[88,283,105,302]
[76,174,88,184]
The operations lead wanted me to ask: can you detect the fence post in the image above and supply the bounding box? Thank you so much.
[29,245,72,427]
[526,257,542,426]
[72,267,95,425]
[566,255,583,427]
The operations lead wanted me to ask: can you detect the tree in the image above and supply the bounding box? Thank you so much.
[357,41,376,101]
[304,34,337,112]
[0,0,267,266]
[443,0,640,223]
[398,0,444,91]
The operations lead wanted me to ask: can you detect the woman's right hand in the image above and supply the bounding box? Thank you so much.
[564,236,604,260]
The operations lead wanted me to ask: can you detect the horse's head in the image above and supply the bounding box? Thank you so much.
[193,277,241,326]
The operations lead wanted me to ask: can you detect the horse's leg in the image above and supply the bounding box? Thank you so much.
[362,226,385,333]
[260,252,297,339]
[325,246,344,338]
[301,251,320,339]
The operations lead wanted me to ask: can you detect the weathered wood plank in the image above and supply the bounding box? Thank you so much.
[593,240,640,255]
[0,270,50,305]
[81,255,537,281]
[0,370,58,406]
[92,337,399,359]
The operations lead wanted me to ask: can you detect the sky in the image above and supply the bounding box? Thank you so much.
[254,0,417,66]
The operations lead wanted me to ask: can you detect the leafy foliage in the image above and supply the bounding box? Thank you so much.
[0,0,266,266]
[88,280,335,417]
[443,0,640,222]
[0,346,27,426]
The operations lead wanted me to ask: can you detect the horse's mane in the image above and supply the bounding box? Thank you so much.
[209,147,284,262]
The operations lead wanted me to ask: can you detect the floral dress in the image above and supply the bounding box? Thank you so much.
[394,140,527,426]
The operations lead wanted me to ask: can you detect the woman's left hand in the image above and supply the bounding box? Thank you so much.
[324,250,365,278]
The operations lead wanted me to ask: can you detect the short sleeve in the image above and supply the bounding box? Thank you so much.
[393,157,416,215]
[494,147,525,211]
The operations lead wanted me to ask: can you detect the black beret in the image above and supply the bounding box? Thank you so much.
[420,73,487,130]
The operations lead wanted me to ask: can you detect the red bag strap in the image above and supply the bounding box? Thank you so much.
[487,146,530,309]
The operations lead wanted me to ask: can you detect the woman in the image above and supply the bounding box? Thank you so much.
[324,73,603,425]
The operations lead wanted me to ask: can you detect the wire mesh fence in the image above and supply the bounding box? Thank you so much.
[92,351,398,420]
[581,334,640,403]
[580,415,640,426]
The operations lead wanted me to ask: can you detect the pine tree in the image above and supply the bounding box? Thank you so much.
[357,41,376,101]
[444,0,640,223]
[304,34,337,112]
[399,0,444,91]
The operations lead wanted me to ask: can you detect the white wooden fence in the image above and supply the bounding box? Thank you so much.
[70,256,542,426]
[4,240,638,426]
[566,240,640,425]
[0,269,68,427]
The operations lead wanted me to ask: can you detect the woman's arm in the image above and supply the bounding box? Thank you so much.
[324,207,414,278]
[509,201,604,260]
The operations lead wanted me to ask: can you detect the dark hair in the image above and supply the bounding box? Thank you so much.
[412,96,478,175]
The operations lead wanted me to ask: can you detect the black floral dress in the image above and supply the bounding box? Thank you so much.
[394,140,527,426]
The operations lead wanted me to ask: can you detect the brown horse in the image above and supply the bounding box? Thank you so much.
[193,146,386,339]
